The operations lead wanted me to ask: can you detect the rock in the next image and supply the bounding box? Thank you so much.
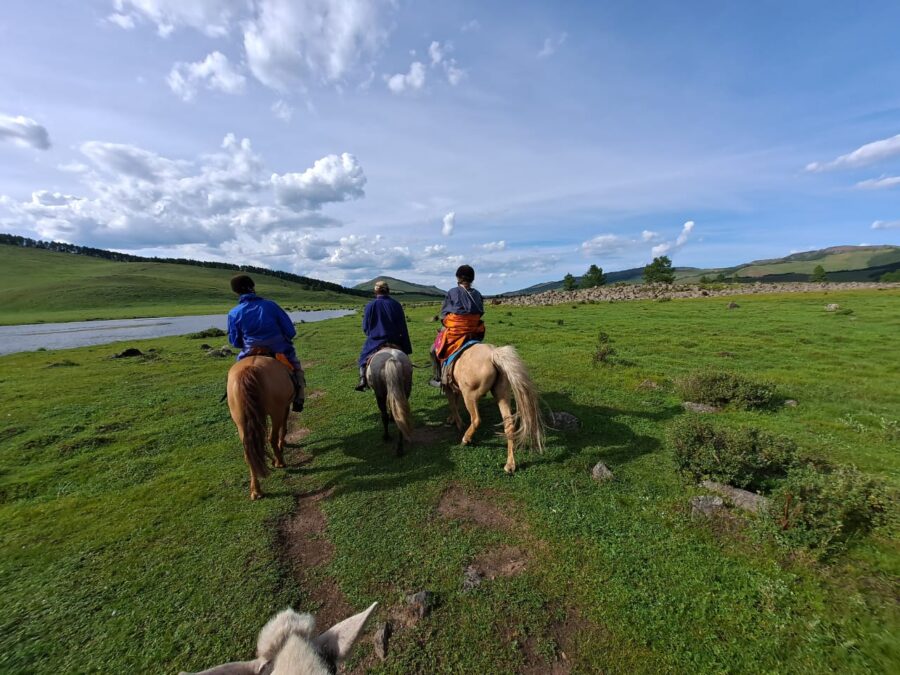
[491,298,503,305]
[691,495,725,518]
[700,480,769,513]
[406,590,435,620]
[701,290,709,296]
[591,461,614,482]
[373,622,392,660]
[206,348,233,357]
[113,348,143,358]
[637,379,660,390]
[199,343,212,350]
[825,303,840,312]
[682,401,719,413]
[783,399,798,407]
[727,301,740,309]
[462,565,483,590]
[551,411,580,430]
[716,351,736,358]
[431,315,440,322]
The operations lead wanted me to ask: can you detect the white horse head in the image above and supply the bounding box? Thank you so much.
[181,603,377,675]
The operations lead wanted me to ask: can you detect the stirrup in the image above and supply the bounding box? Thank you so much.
[428,378,442,389]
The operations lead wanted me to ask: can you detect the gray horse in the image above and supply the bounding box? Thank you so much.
[365,347,413,455]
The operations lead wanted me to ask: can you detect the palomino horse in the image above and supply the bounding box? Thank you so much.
[366,347,413,456]
[226,356,300,500]
[445,343,544,473]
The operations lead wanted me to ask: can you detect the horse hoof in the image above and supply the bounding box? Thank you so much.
[274,461,286,469]
[250,491,263,500]
[503,464,516,474]
[461,436,472,446]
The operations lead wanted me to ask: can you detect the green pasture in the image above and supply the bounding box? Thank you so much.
[0,245,365,325]
[1,289,898,673]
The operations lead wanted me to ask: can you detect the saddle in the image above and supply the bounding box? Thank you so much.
[245,346,296,372]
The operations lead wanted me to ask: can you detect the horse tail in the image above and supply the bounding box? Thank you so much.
[491,346,545,451]
[233,364,270,478]
[384,357,413,441]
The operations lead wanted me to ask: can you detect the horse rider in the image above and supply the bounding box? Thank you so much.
[227,274,305,412]
[356,280,412,391]
[430,264,485,387]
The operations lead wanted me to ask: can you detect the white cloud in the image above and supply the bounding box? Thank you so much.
[871,219,900,230]
[538,32,568,58]
[1,134,359,250]
[167,52,246,101]
[111,0,244,37]
[385,61,426,93]
[652,220,695,257]
[641,230,660,242]
[271,153,366,209]
[429,41,444,65]
[0,114,51,150]
[326,234,413,270]
[444,59,465,86]
[461,19,480,32]
[106,13,135,29]
[857,175,900,189]
[580,234,634,255]
[271,99,294,122]
[806,133,900,172]
[441,211,455,236]
[244,0,389,92]
[479,240,506,252]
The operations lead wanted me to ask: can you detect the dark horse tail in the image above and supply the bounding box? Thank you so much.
[234,365,270,479]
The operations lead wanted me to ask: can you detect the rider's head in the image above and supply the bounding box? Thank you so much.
[231,274,255,295]
[374,280,390,296]
[455,264,475,285]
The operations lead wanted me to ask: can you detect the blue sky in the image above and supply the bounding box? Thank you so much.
[1,1,898,292]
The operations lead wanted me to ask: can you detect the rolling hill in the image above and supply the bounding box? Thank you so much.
[503,245,900,295]
[0,241,366,325]
[353,275,445,297]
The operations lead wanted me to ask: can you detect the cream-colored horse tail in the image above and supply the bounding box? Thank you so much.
[234,365,271,478]
[491,345,545,451]
[384,357,413,441]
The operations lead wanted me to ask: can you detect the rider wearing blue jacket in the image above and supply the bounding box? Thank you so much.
[227,274,304,412]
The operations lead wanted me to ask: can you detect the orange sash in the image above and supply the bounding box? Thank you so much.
[435,313,485,362]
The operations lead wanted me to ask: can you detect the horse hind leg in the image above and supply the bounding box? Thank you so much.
[495,390,517,474]
[269,407,288,469]
[378,397,391,442]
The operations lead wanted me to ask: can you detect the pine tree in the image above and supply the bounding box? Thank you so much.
[562,273,577,290]
[643,256,675,284]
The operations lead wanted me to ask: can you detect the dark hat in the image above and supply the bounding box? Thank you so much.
[231,274,255,294]
[455,264,475,283]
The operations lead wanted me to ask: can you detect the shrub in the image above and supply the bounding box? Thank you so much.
[676,370,778,409]
[880,269,900,282]
[669,416,797,491]
[767,465,890,556]
[592,332,616,366]
[188,327,226,339]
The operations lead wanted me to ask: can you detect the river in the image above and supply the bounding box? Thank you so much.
[0,309,356,356]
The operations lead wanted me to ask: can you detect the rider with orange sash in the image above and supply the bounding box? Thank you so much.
[430,264,485,386]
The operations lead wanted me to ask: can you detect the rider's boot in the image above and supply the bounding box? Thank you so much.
[291,371,304,412]
[355,365,367,392]
[428,349,442,388]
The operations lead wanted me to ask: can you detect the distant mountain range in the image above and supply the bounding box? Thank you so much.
[353,276,445,297]
[500,245,900,296]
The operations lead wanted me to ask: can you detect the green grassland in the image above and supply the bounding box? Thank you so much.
[1,290,898,672]
[0,244,365,325]
[735,249,900,278]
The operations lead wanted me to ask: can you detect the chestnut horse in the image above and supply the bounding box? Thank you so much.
[445,343,544,473]
[226,356,300,500]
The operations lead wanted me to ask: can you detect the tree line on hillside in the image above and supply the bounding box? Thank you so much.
[563,256,677,289]
[0,233,369,297]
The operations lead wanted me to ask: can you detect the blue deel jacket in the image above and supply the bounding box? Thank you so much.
[227,294,298,363]
[359,295,412,366]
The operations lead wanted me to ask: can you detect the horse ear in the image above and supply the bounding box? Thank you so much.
[313,602,377,662]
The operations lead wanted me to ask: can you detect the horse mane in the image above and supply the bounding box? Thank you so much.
[234,365,270,479]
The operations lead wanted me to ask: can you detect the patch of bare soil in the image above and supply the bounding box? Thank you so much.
[277,486,354,632]
[520,606,594,675]
[467,545,529,584]
[302,360,321,369]
[285,427,311,446]
[410,424,455,446]
[436,483,518,531]
[306,389,326,400]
